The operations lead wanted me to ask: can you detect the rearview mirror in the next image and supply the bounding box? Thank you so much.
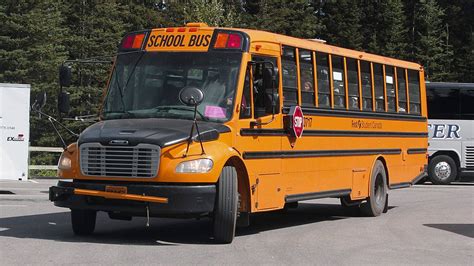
[179,86,204,106]
[58,91,70,113]
[59,65,72,87]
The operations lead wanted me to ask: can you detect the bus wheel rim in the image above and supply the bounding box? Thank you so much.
[434,162,451,179]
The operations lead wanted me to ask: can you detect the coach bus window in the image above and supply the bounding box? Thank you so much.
[397,68,407,113]
[360,61,373,111]
[385,66,396,112]
[282,46,298,106]
[316,52,330,108]
[374,63,385,112]
[426,87,459,119]
[460,88,474,119]
[299,49,315,106]
[408,70,421,114]
[239,68,252,119]
[332,55,346,109]
[346,58,360,110]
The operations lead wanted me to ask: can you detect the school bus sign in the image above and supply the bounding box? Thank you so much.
[146,28,214,52]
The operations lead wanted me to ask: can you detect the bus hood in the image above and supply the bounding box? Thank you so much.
[78,118,230,148]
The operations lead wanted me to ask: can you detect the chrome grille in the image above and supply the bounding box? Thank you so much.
[466,146,474,169]
[80,143,160,178]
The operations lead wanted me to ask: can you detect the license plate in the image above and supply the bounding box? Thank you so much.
[105,185,127,194]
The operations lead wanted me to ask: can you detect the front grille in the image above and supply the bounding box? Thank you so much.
[80,143,160,178]
[466,146,474,169]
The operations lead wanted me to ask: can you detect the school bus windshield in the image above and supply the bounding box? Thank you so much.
[103,51,242,122]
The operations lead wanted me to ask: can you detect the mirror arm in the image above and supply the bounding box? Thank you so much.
[183,103,205,157]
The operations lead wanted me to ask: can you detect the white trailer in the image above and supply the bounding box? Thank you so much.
[0,83,31,181]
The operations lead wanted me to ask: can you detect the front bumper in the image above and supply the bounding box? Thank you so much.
[49,180,216,218]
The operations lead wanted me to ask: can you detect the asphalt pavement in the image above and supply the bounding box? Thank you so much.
[0,179,472,265]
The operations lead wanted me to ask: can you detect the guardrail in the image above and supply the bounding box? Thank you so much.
[28,146,63,170]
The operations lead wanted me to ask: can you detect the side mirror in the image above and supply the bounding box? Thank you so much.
[179,86,204,106]
[59,65,72,87]
[58,91,70,113]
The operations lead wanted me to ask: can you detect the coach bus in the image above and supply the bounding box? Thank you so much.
[426,82,474,184]
[49,23,428,243]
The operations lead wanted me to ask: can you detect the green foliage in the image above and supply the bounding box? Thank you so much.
[413,0,453,81]
[0,0,472,168]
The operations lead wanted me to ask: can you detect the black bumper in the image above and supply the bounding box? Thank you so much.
[49,180,216,218]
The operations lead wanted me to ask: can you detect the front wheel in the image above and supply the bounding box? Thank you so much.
[71,209,96,235]
[428,155,457,185]
[361,161,388,217]
[213,166,238,244]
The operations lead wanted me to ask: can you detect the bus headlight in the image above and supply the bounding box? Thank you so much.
[175,159,213,173]
[58,155,72,170]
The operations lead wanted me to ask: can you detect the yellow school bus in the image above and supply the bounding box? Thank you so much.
[50,22,428,243]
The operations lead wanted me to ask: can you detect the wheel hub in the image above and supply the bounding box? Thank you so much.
[434,162,451,179]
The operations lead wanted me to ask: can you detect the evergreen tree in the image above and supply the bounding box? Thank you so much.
[0,0,69,164]
[359,0,407,58]
[252,0,322,39]
[438,0,474,82]
[319,0,362,49]
[412,0,453,81]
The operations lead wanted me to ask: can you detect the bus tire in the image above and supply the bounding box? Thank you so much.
[71,209,96,235]
[213,166,238,244]
[361,161,387,217]
[428,155,457,185]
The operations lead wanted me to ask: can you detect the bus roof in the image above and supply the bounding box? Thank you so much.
[426,82,474,89]
[234,28,423,71]
[149,24,424,71]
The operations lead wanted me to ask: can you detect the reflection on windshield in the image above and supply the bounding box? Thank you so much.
[103,52,242,122]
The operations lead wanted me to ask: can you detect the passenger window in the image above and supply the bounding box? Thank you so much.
[299,49,315,106]
[347,58,360,110]
[460,89,474,119]
[408,70,421,114]
[316,52,330,108]
[282,46,298,106]
[239,67,252,119]
[374,63,385,112]
[385,66,396,112]
[360,61,373,111]
[397,68,407,113]
[332,55,346,109]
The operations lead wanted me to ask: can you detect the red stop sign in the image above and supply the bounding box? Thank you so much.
[289,106,304,138]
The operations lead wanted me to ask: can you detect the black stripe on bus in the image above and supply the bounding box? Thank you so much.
[242,148,402,159]
[282,107,427,122]
[240,128,428,138]
[285,189,352,203]
[407,148,428,154]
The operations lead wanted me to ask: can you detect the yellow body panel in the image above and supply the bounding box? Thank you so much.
[59,24,428,214]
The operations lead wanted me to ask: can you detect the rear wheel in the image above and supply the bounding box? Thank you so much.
[361,161,388,217]
[428,155,457,185]
[71,209,96,235]
[213,166,238,244]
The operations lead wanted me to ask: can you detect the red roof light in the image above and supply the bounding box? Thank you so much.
[227,34,242,49]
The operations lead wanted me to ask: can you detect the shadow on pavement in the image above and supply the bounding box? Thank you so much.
[424,224,474,238]
[0,202,387,245]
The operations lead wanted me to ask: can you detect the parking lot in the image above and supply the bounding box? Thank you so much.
[1,179,472,265]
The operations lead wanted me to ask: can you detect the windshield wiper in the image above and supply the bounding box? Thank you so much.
[153,106,208,121]
[104,51,145,116]
[103,110,136,119]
